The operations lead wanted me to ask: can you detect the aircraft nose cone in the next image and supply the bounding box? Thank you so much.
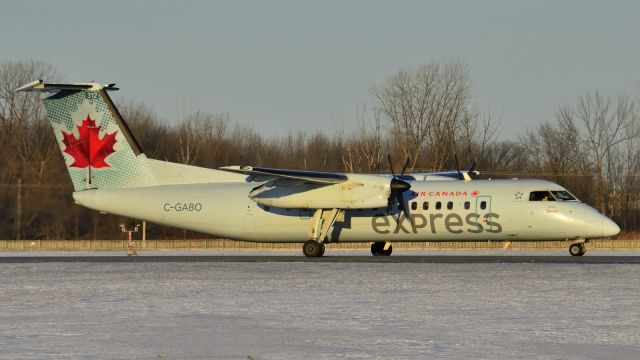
[602,218,620,237]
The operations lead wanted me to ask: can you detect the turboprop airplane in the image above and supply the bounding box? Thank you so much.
[17,80,620,257]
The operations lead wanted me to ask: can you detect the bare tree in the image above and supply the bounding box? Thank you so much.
[372,57,473,171]
[0,60,60,132]
[341,105,387,173]
[575,92,634,213]
[173,109,230,166]
[457,106,501,169]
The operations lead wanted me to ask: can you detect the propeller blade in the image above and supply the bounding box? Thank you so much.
[387,153,396,178]
[454,153,463,180]
[468,159,477,178]
[396,188,414,228]
[400,156,411,177]
[387,152,412,227]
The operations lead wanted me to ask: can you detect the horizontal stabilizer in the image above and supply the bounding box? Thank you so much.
[16,80,119,93]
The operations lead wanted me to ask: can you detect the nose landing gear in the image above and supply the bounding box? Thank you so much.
[569,242,586,256]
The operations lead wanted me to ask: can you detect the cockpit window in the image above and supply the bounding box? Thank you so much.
[529,191,556,201]
[551,190,578,201]
[529,190,579,202]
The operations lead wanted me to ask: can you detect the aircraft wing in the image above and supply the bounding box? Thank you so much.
[220,165,409,210]
[411,170,480,181]
[219,166,348,184]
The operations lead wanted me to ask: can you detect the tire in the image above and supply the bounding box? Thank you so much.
[371,242,385,256]
[371,242,392,256]
[579,245,587,256]
[303,240,323,257]
[569,243,584,256]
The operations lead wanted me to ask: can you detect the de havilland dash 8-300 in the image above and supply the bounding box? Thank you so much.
[17,80,620,257]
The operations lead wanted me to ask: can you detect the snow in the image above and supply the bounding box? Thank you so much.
[1,252,640,359]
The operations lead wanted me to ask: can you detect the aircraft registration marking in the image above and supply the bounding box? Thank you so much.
[163,203,203,212]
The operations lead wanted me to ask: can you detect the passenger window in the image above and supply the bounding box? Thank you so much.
[411,202,417,211]
[529,191,556,201]
[435,202,442,210]
[447,201,453,210]
[480,201,487,210]
[422,202,429,210]
[464,201,470,210]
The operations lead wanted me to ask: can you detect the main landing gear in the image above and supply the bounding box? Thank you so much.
[569,242,587,256]
[371,242,392,256]
[303,209,344,257]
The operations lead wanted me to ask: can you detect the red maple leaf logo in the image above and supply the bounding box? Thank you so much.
[61,114,117,169]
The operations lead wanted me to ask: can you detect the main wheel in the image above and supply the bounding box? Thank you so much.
[579,244,587,256]
[371,242,392,256]
[303,240,324,257]
[569,243,585,256]
[371,242,384,256]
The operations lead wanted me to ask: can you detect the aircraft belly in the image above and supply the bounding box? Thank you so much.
[73,184,255,240]
[249,207,312,242]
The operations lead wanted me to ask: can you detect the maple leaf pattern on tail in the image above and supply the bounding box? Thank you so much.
[61,114,117,168]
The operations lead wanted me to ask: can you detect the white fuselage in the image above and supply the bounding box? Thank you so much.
[72,178,620,243]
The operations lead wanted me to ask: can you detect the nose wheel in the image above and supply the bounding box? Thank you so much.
[569,243,586,256]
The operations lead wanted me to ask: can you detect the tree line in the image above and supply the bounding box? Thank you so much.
[1,59,639,240]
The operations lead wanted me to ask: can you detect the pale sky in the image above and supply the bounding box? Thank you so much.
[2,1,639,139]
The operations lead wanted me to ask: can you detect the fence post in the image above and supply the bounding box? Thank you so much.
[16,179,22,240]
[142,221,147,248]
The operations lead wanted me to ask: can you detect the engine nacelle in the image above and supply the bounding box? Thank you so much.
[249,174,392,209]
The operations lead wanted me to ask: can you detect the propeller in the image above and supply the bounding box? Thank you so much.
[387,154,413,224]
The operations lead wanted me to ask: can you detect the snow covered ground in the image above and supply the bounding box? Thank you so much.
[1,251,639,359]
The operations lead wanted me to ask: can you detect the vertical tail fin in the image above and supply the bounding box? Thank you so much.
[17,80,157,191]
